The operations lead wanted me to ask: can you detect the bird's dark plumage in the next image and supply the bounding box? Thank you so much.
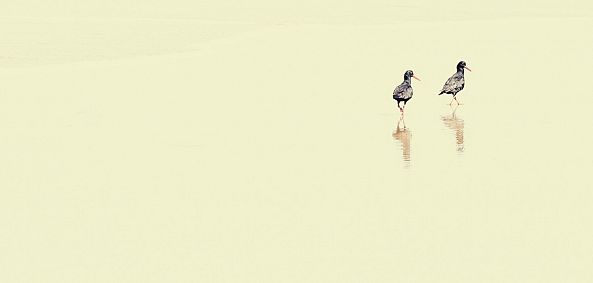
[438,61,469,96]
[393,70,418,112]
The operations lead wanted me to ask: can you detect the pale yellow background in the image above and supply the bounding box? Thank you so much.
[1,1,592,282]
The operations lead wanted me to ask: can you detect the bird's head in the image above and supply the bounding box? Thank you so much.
[404,70,421,81]
[457,61,472,72]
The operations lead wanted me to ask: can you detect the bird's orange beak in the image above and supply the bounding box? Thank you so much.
[412,75,421,81]
[464,66,472,72]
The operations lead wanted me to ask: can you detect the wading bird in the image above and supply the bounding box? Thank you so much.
[438,61,471,105]
[393,70,420,113]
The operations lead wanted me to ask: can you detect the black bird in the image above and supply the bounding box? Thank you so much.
[438,61,471,105]
[393,70,420,113]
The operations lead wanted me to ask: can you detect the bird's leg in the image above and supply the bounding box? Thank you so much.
[454,96,462,105]
[448,98,454,105]
[397,101,403,112]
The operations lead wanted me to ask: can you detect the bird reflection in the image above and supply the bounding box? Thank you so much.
[392,115,411,164]
[441,105,465,152]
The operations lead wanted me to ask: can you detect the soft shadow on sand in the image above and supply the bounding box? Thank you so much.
[392,115,411,165]
[441,105,465,153]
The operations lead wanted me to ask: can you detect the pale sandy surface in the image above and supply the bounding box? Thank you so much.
[1,1,593,282]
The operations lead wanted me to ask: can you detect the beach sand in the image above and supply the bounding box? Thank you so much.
[1,1,592,282]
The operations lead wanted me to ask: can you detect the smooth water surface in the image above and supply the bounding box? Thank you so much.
[1,1,593,282]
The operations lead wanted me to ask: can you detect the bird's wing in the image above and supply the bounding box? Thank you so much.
[441,73,464,93]
[393,83,407,97]
[402,86,413,99]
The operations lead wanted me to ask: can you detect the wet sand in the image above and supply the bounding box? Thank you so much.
[1,2,593,282]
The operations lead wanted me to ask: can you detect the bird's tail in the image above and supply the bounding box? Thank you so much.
[437,91,444,95]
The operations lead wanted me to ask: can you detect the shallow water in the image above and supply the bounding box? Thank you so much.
[1,2,593,282]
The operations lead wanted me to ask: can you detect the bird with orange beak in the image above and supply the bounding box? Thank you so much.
[438,61,471,105]
[393,70,421,113]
